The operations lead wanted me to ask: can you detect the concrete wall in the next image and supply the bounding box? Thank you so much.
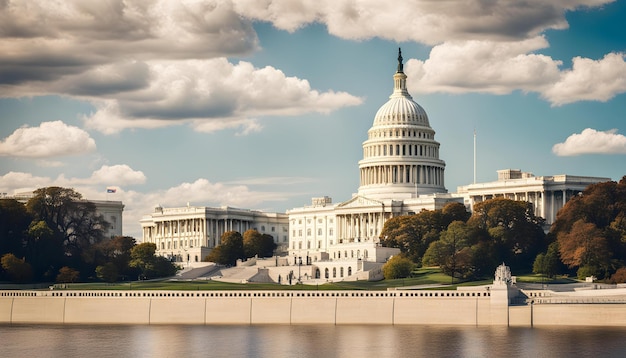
[0,289,493,325]
[3,289,626,326]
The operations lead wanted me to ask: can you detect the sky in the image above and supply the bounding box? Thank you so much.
[1,0,625,239]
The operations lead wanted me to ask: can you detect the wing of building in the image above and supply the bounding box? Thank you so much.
[140,205,288,264]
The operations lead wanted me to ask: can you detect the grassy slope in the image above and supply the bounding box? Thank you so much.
[51,267,501,291]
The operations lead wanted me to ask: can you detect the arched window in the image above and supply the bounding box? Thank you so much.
[315,269,320,279]
[340,267,344,277]
[348,267,352,276]
[325,268,329,279]
[333,268,336,278]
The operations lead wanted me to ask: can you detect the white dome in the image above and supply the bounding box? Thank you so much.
[373,96,430,127]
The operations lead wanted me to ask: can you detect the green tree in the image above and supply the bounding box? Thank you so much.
[468,198,545,270]
[206,231,244,266]
[88,236,136,280]
[382,255,414,279]
[423,221,475,280]
[96,262,119,283]
[56,266,80,283]
[243,229,276,258]
[380,202,470,263]
[533,241,561,278]
[129,242,177,279]
[26,187,110,278]
[1,253,33,283]
[0,199,32,258]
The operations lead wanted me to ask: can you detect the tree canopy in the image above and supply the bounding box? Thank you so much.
[551,177,626,279]
[0,186,175,283]
[380,202,470,263]
[243,229,276,258]
[206,231,245,266]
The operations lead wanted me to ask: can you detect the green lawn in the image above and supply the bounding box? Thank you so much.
[51,267,494,291]
[514,273,578,284]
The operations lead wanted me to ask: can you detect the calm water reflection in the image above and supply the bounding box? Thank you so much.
[2,324,626,358]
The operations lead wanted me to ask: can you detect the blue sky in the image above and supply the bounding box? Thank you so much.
[1,0,625,238]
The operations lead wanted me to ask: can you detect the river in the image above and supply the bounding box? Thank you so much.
[2,324,625,357]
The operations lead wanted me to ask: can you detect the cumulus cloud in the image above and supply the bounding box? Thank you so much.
[82,59,362,134]
[88,165,147,186]
[552,128,626,156]
[404,40,626,105]
[542,53,626,105]
[232,0,611,44]
[0,121,96,158]
[0,0,258,89]
[0,172,52,193]
[405,37,561,94]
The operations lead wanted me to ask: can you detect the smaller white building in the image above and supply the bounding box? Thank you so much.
[140,205,289,264]
[456,169,611,225]
[91,200,124,238]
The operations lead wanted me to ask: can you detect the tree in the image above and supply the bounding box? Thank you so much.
[243,229,276,258]
[129,242,177,279]
[206,231,244,266]
[25,187,110,281]
[468,198,545,270]
[380,203,470,263]
[558,219,611,278]
[90,236,136,280]
[423,221,475,280]
[610,267,626,284]
[1,253,33,283]
[0,199,32,258]
[96,262,119,283]
[551,177,626,278]
[532,241,561,278]
[382,255,414,279]
[56,266,80,283]
[26,187,109,261]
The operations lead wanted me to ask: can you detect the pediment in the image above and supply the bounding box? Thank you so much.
[337,195,385,209]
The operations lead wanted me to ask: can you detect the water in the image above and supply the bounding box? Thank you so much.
[2,324,626,358]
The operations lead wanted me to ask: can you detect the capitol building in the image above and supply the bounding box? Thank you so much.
[140,50,609,281]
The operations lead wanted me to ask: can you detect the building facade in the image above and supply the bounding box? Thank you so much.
[456,169,610,225]
[140,205,288,263]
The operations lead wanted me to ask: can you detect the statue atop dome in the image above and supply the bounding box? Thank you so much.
[397,47,404,73]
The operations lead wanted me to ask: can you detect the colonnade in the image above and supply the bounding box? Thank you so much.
[336,211,392,242]
[360,164,445,187]
[363,142,439,159]
[144,218,255,251]
[470,189,576,225]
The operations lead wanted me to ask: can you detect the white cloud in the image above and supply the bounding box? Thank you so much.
[232,0,612,44]
[405,37,561,95]
[88,165,147,186]
[0,0,259,91]
[0,172,52,193]
[543,53,626,106]
[82,59,363,134]
[403,40,626,106]
[0,121,96,158]
[552,128,626,156]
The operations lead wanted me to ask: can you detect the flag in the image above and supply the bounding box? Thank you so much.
[107,188,117,193]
